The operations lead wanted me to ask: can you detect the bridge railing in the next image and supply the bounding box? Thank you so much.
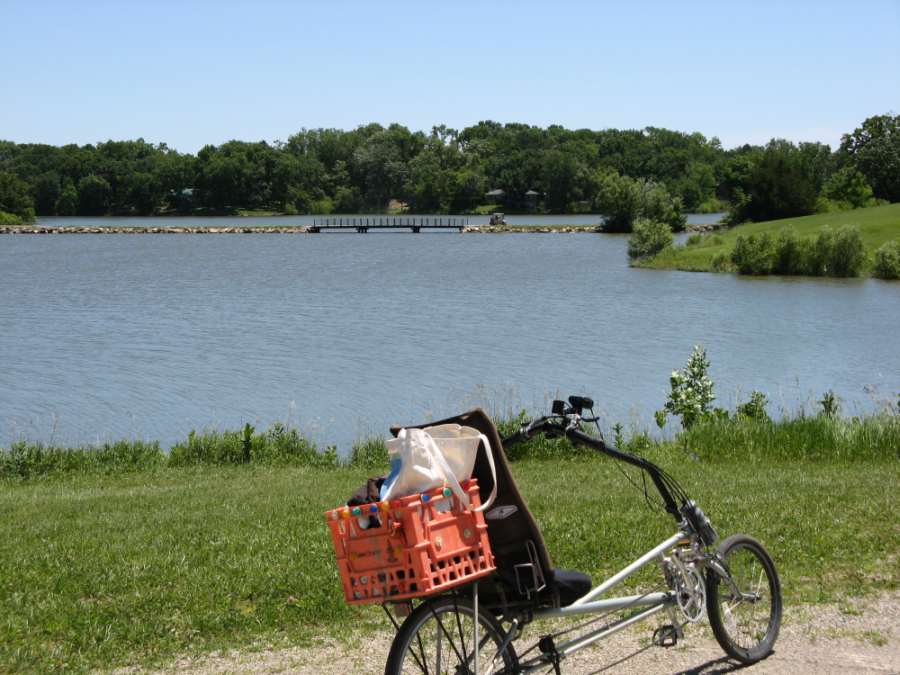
[311,216,470,228]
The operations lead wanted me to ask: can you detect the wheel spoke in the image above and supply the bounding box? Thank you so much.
[415,631,430,675]
[453,595,469,667]
[435,622,442,674]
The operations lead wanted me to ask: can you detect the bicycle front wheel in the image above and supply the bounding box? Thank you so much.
[706,534,782,664]
[384,594,518,675]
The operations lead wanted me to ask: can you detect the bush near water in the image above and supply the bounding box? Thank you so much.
[637,202,900,278]
[627,218,674,260]
[730,225,867,277]
[873,239,900,279]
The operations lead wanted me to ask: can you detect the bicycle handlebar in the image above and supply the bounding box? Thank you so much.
[502,409,683,521]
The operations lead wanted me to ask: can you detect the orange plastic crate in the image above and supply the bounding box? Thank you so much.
[325,479,495,604]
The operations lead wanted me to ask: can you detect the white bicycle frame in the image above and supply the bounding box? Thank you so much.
[403,410,721,674]
[469,531,690,674]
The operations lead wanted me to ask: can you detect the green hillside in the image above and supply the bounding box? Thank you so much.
[638,203,900,274]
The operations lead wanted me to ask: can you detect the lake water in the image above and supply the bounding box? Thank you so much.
[35,213,725,228]
[1,233,897,452]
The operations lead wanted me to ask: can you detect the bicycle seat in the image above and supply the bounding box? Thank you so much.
[391,408,592,608]
[551,569,592,606]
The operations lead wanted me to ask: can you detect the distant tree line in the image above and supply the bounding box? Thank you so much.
[0,114,896,227]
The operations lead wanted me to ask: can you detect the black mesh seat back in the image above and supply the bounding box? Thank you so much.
[391,408,554,595]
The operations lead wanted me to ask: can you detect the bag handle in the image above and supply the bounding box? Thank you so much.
[418,430,471,509]
[473,433,497,512]
[419,429,498,513]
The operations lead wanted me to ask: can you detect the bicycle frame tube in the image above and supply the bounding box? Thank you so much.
[509,530,684,670]
[566,532,685,608]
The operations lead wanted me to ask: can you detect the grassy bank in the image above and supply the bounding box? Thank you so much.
[1,413,898,672]
[636,202,900,275]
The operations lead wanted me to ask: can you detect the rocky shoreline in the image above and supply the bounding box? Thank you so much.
[0,226,312,234]
[2,223,723,235]
[1,225,606,235]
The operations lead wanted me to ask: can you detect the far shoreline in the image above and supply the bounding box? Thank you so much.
[0,224,615,235]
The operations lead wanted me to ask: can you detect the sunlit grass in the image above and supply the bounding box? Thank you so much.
[637,202,900,275]
[1,410,897,670]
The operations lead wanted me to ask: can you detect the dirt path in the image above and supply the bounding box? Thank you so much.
[125,593,899,674]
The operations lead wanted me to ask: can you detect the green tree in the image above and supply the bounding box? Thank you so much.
[593,170,641,230]
[0,171,35,221]
[406,152,447,212]
[352,126,415,209]
[446,169,486,213]
[126,172,163,215]
[727,140,819,222]
[55,182,78,215]
[594,171,685,232]
[839,113,900,202]
[673,161,717,210]
[77,175,112,215]
[333,186,363,213]
[33,171,61,215]
[821,166,875,209]
[540,150,580,212]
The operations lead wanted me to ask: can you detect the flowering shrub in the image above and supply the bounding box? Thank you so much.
[656,345,717,430]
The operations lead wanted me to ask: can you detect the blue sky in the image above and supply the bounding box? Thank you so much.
[2,0,898,152]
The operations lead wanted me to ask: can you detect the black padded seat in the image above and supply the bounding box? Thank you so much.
[550,569,592,607]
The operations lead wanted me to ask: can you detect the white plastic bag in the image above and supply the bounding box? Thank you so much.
[380,424,497,512]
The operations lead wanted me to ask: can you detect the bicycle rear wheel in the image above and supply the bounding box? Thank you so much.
[706,534,782,663]
[384,594,518,675]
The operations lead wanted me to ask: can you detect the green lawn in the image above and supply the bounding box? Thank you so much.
[1,451,897,672]
[637,202,900,273]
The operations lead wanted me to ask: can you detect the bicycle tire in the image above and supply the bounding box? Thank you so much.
[384,594,519,675]
[706,534,782,663]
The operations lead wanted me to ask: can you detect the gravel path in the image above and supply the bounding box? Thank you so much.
[125,593,899,674]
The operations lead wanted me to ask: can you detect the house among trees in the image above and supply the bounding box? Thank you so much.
[485,188,505,204]
[524,189,541,210]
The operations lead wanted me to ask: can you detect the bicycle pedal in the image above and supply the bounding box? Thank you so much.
[538,635,562,675]
[653,624,679,648]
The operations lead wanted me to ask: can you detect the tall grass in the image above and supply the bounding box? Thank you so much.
[679,412,900,461]
[3,407,898,480]
[0,439,163,478]
[168,422,337,467]
[348,437,389,468]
